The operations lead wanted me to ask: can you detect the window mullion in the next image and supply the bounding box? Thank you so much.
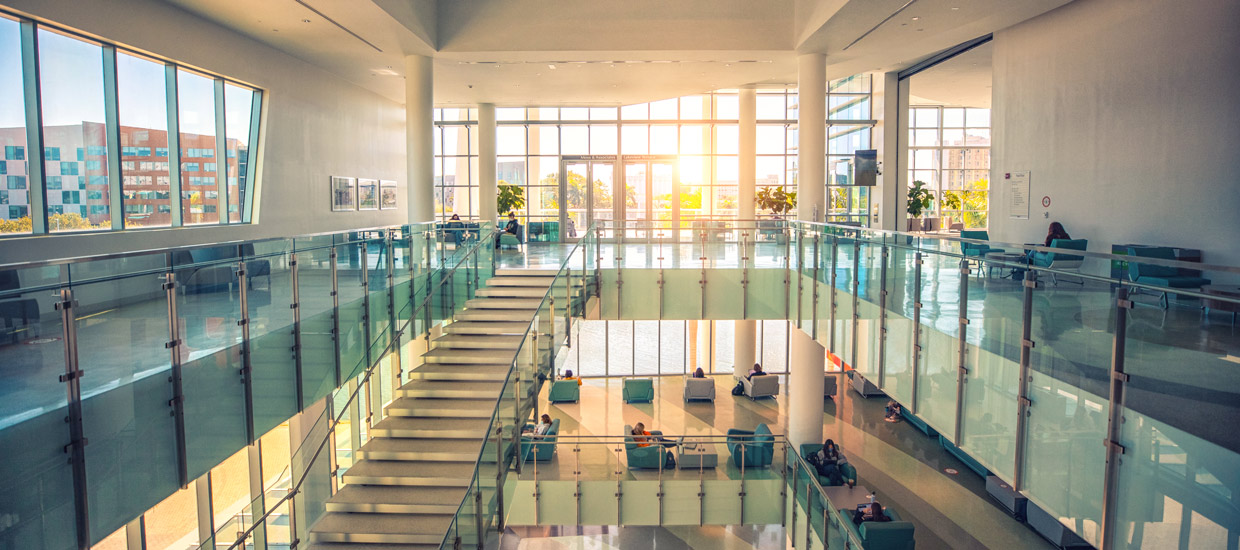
[213,78,227,224]
[20,20,48,234]
[102,44,123,230]
[166,65,182,227]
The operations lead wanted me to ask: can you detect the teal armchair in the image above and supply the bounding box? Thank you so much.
[799,444,857,487]
[1029,238,1088,285]
[726,423,774,468]
[548,380,580,403]
[960,230,993,270]
[623,378,655,403]
[838,506,916,550]
[521,418,560,462]
[1126,246,1211,309]
[623,424,668,469]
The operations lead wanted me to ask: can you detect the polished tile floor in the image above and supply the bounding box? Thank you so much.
[531,375,1055,550]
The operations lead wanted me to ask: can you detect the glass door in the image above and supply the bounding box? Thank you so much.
[562,158,618,240]
[650,161,676,239]
[623,161,648,239]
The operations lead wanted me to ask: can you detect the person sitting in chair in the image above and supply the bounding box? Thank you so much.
[561,369,582,386]
[496,212,520,248]
[747,363,766,380]
[692,367,706,378]
[1012,222,1071,279]
[809,438,850,486]
[447,213,464,246]
[853,502,892,525]
[522,414,554,437]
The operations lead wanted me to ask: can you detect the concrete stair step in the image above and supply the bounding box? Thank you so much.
[433,334,525,349]
[453,310,536,322]
[494,268,575,277]
[342,459,476,487]
[384,397,499,418]
[443,321,531,335]
[463,298,545,310]
[485,276,580,287]
[325,485,468,515]
[357,438,484,462]
[475,287,553,298]
[310,512,454,544]
[306,543,440,550]
[370,416,490,439]
[422,348,516,364]
[396,381,504,399]
[406,363,512,382]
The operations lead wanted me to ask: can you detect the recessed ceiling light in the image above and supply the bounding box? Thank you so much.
[912,16,920,20]
[548,64,556,70]
[951,6,960,10]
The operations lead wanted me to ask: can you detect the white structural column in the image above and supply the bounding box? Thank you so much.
[477,103,498,222]
[789,322,827,447]
[734,321,756,374]
[790,53,827,448]
[739,87,757,220]
[405,55,434,223]
[797,53,826,223]
[877,71,909,231]
[736,87,758,368]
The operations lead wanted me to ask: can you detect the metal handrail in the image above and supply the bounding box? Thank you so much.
[218,226,500,550]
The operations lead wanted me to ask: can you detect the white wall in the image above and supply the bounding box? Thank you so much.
[0,0,409,265]
[990,0,1240,271]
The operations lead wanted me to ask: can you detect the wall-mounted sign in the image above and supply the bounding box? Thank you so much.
[1006,171,1030,219]
[330,176,357,212]
[1042,196,1051,208]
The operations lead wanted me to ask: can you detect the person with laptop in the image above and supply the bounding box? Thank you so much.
[852,502,892,525]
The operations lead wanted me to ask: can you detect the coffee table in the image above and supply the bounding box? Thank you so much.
[822,484,874,510]
[984,252,1026,279]
[678,442,719,469]
[1202,285,1240,324]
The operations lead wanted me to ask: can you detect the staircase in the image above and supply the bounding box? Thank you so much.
[308,268,578,550]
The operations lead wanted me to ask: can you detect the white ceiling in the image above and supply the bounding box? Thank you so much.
[909,41,993,107]
[162,0,1068,106]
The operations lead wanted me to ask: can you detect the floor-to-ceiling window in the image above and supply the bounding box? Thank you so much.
[433,78,874,232]
[908,105,991,228]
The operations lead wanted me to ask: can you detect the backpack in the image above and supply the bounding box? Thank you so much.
[732,382,745,396]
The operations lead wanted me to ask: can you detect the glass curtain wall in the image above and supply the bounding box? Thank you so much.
[0,9,262,236]
[433,78,875,228]
[908,105,991,228]
[564,319,790,377]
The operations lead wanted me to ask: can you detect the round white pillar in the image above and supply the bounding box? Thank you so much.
[739,87,757,221]
[405,55,434,223]
[789,324,826,447]
[477,103,497,223]
[735,320,757,375]
[797,53,826,223]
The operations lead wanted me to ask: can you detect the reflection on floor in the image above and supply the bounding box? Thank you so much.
[534,375,1054,550]
[501,524,787,550]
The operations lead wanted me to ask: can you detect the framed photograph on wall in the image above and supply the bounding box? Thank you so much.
[330,176,357,211]
[358,178,379,210]
[379,180,398,210]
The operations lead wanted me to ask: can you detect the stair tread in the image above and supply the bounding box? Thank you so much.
[371,416,490,434]
[311,512,454,535]
[432,334,526,347]
[305,543,440,550]
[422,349,519,360]
[399,380,504,391]
[385,397,499,412]
[344,459,476,480]
[445,317,533,328]
[330,484,467,505]
[361,438,485,454]
[407,364,512,376]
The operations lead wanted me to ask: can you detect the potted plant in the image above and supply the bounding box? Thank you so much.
[497,182,526,218]
[907,180,933,232]
[756,187,797,242]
